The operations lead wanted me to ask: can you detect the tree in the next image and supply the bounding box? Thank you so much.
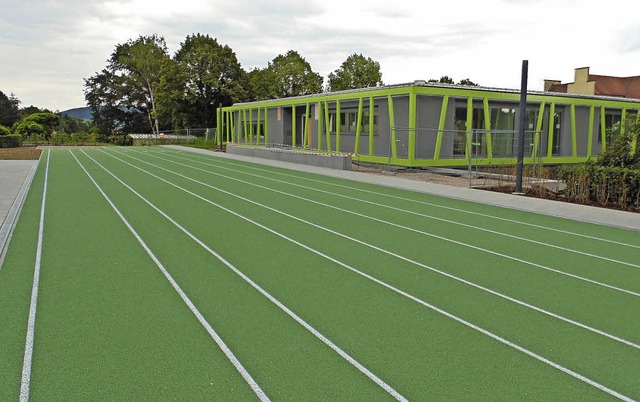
[84,69,147,136]
[458,78,478,86]
[14,113,59,140]
[428,76,455,84]
[248,67,278,101]
[267,50,323,98]
[327,53,383,92]
[427,76,478,86]
[0,125,11,136]
[85,34,171,136]
[162,34,250,128]
[0,90,20,127]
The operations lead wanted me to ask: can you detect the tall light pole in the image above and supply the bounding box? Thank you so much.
[515,60,528,194]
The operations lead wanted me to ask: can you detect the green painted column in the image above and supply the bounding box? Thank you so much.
[433,95,449,160]
[355,97,364,155]
[483,97,492,160]
[534,102,546,159]
[466,97,473,162]
[388,95,396,160]
[317,102,323,151]
[570,104,577,158]
[547,103,556,158]
[601,106,607,151]
[304,103,310,149]
[324,101,331,152]
[368,97,375,156]
[408,89,417,164]
[336,100,341,153]
[292,106,296,148]
[264,107,269,146]
[587,106,594,158]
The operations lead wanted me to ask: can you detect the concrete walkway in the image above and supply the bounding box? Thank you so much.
[0,160,39,266]
[165,145,640,231]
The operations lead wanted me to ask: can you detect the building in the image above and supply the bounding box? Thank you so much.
[545,67,640,99]
[218,81,640,168]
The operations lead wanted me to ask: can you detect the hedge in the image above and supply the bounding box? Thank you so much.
[0,134,23,148]
[559,164,640,210]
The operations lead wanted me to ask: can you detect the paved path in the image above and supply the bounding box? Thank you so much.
[0,160,39,265]
[166,145,640,231]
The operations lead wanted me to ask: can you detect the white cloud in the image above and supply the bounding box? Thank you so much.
[1,0,639,111]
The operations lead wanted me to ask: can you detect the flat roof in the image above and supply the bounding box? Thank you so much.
[232,80,640,107]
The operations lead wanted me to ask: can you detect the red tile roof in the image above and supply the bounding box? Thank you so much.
[547,83,568,93]
[591,74,640,98]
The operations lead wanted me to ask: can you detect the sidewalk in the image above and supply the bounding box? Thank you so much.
[165,145,640,231]
[0,160,39,266]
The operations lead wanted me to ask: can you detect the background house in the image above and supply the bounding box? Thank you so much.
[545,67,640,98]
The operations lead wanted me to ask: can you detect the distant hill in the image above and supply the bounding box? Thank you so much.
[59,107,92,120]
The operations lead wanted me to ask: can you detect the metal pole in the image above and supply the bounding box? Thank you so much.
[515,60,528,194]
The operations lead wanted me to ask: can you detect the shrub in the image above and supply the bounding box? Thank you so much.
[0,125,11,136]
[108,135,132,146]
[0,134,23,148]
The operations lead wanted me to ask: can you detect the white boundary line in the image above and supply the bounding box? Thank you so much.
[125,149,640,298]
[79,150,407,401]
[98,149,635,401]
[157,147,640,249]
[69,151,270,402]
[19,150,50,402]
[102,151,640,350]
[148,148,639,268]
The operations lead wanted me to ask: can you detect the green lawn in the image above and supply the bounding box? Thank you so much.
[1,147,638,401]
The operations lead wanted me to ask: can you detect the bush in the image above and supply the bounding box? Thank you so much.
[559,119,640,210]
[0,134,23,148]
[0,125,11,136]
[50,132,70,145]
[108,135,132,146]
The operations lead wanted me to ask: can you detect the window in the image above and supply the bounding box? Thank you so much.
[552,110,563,155]
[328,107,378,135]
[490,108,515,157]
[454,106,485,156]
[598,110,622,144]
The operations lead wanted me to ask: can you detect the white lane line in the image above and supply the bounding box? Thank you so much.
[124,149,640,298]
[154,147,640,250]
[69,151,270,402]
[19,149,50,402]
[116,150,640,349]
[102,149,635,402]
[145,149,639,269]
[81,150,407,402]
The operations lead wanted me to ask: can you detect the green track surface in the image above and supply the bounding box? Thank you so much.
[1,147,638,401]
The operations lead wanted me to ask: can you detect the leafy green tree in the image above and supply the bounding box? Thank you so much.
[0,125,11,136]
[162,34,250,128]
[327,53,383,92]
[14,112,59,140]
[248,67,278,101]
[0,90,20,127]
[458,78,478,86]
[20,105,53,117]
[596,118,640,168]
[84,69,147,136]
[267,50,323,98]
[428,76,455,84]
[85,34,171,136]
[427,76,478,86]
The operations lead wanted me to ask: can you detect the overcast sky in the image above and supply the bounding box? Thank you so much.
[1,0,639,111]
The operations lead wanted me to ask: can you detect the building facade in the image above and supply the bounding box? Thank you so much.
[545,67,640,99]
[218,81,640,168]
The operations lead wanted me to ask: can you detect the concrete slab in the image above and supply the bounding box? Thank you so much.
[0,160,39,266]
[164,145,640,231]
